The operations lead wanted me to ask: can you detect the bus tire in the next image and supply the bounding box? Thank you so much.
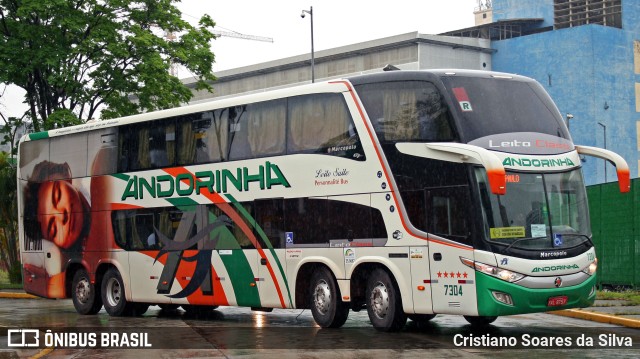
[71,268,102,315]
[101,268,132,316]
[464,315,497,326]
[309,267,349,328]
[366,268,407,332]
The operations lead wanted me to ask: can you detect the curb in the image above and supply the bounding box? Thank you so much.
[550,309,640,329]
[0,291,38,299]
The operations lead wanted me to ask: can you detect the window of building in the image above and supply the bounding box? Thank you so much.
[554,0,622,29]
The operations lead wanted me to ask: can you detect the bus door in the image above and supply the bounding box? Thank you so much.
[427,186,478,315]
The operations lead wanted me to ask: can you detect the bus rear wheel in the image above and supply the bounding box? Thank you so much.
[464,315,497,326]
[72,268,102,315]
[366,268,407,332]
[101,268,133,316]
[309,267,349,328]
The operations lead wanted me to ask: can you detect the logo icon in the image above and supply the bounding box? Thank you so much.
[554,277,562,288]
[7,329,39,347]
[285,232,294,244]
[500,258,509,265]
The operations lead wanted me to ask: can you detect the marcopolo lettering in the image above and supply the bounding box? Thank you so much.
[502,157,575,168]
[121,161,290,200]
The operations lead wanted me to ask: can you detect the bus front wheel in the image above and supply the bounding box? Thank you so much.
[309,267,349,328]
[101,268,133,316]
[71,268,102,315]
[366,268,407,332]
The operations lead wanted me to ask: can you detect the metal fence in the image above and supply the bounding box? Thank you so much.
[588,178,639,288]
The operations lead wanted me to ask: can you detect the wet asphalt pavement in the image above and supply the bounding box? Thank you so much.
[0,297,638,358]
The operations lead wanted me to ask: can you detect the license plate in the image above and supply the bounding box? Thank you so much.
[547,296,568,307]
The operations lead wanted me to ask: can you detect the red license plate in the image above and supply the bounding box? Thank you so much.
[547,296,568,307]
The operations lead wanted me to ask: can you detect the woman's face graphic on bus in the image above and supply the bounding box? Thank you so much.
[37,180,85,248]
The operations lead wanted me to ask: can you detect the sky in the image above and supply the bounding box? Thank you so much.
[177,0,479,73]
[1,0,480,118]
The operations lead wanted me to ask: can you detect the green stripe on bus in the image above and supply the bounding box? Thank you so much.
[225,194,293,308]
[218,250,261,307]
[207,211,261,307]
[28,132,49,140]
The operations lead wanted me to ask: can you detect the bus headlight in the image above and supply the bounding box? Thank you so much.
[581,258,597,275]
[460,257,525,283]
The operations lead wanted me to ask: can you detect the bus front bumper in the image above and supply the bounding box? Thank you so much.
[475,271,597,317]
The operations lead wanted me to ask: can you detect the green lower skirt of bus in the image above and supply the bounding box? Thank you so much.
[475,272,596,317]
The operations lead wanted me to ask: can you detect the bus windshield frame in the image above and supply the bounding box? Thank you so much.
[475,167,592,251]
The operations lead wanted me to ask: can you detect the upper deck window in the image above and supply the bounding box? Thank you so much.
[355,81,456,143]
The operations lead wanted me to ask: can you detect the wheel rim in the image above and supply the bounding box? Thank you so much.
[75,277,90,304]
[105,277,122,308]
[370,281,390,319]
[313,279,332,315]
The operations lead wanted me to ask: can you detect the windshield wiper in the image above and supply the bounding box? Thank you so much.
[504,236,546,252]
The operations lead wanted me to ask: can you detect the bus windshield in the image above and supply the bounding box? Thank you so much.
[475,168,591,250]
[441,76,570,143]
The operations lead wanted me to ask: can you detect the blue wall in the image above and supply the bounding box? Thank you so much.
[490,0,640,185]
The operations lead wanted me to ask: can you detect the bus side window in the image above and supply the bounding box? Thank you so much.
[288,94,364,160]
[177,111,228,165]
[119,119,176,171]
[429,186,472,245]
[227,105,252,161]
[356,81,456,143]
[254,198,285,249]
[247,100,286,158]
[284,198,329,246]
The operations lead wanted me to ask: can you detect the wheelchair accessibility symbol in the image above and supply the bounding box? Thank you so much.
[286,232,294,245]
[553,234,563,247]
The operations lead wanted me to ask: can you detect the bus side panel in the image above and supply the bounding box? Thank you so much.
[428,240,478,316]
[258,248,291,308]
[409,245,433,314]
[128,251,173,304]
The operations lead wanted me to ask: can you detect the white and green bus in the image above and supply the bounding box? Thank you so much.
[18,70,630,331]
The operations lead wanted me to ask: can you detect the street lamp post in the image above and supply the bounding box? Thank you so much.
[566,113,574,131]
[598,122,607,182]
[301,6,315,83]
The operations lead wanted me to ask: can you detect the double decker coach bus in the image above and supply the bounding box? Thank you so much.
[18,70,630,331]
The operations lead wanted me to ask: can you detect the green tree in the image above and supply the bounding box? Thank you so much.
[0,151,18,281]
[0,0,217,132]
